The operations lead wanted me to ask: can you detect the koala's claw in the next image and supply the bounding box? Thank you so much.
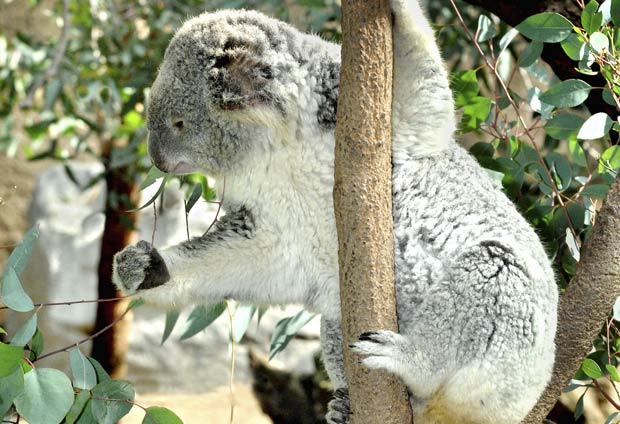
[113,241,170,294]
[350,330,406,374]
[326,388,350,424]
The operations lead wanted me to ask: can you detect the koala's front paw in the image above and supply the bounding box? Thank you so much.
[326,388,350,424]
[113,241,170,295]
[350,330,406,374]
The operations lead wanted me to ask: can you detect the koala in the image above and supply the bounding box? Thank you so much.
[113,1,558,423]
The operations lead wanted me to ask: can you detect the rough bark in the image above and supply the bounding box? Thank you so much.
[461,0,618,120]
[333,1,413,423]
[523,176,620,423]
[90,143,139,378]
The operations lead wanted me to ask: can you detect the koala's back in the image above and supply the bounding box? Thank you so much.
[392,145,557,422]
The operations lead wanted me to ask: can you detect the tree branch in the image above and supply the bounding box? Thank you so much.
[523,175,620,423]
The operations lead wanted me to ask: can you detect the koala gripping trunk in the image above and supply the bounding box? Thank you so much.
[333,0,414,423]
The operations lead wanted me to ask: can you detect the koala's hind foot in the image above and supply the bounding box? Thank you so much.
[325,388,350,424]
[113,240,170,294]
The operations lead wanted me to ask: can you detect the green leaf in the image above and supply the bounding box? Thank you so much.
[583,0,604,34]
[540,79,592,108]
[578,112,613,140]
[88,357,111,383]
[142,406,183,424]
[582,184,610,198]
[561,33,585,60]
[3,225,39,277]
[129,176,171,212]
[65,390,91,424]
[14,368,74,424]
[232,304,256,343]
[29,328,44,360]
[185,183,203,213]
[605,412,620,424]
[545,113,585,140]
[161,309,180,345]
[569,138,588,167]
[70,347,97,390]
[516,12,574,42]
[498,28,519,58]
[11,313,37,346]
[1,266,34,312]
[598,145,620,173]
[269,310,316,360]
[180,303,226,340]
[461,96,492,131]
[129,298,146,310]
[477,15,497,42]
[75,399,96,424]
[0,366,24,417]
[582,357,603,378]
[565,228,581,261]
[139,166,168,191]
[590,31,610,54]
[606,365,620,382]
[611,0,620,26]
[545,152,572,191]
[91,380,135,424]
[574,391,585,420]
[520,40,543,67]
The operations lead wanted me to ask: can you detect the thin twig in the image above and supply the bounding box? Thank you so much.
[35,305,131,362]
[151,200,158,247]
[592,378,620,410]
[449,0,578,240]
[20,0,71,109]
[204,177,226,236]
[226,302,237,424]
[0,296,127,310]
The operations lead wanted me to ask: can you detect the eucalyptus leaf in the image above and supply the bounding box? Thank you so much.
[70,346,97,390]
[65,390,91,424]
[13,368,74,424]
[142,406,183,424]
[232,304,256,343]
[578,112,613,140]
[590,31,610,54]
[3,225,39,277]
[269,310,316,360]
[582,358,603,379]
[476,15,497,42]
[516,12,573,43]
[0,366,24,417]
[598,145,620,173]
[91,380,135,424]
[180,303,226,340]
[545,113,584,140]
[520,40,543,67]
[1,266,34,312]
[10,313,37,346]
[162,309,181,345]
[540,79,592,108]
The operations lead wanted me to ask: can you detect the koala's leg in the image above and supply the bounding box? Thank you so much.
[113,206,302,307]
[321,318,350,424]
[389,0,456,158]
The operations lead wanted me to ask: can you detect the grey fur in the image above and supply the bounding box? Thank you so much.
[113,2,557,423]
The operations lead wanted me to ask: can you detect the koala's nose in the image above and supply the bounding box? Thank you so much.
[172,119,184,131]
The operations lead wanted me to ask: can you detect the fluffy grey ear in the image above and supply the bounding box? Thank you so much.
[208,40,276,111]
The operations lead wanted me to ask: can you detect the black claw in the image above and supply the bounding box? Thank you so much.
[334,388,349,399]
[358,331,379,341]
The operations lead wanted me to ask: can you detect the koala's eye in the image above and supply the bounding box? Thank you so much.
[172,119,184,131]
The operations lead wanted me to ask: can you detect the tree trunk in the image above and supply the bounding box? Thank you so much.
[333,1,413,423]
[523,175,620,422]
[91,143,139,378]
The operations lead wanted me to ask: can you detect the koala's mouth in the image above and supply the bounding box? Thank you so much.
[171,161,195,175]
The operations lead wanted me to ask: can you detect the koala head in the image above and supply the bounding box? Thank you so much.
[146,9,332,176]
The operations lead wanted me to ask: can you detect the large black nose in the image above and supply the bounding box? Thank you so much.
[147,134,171,172]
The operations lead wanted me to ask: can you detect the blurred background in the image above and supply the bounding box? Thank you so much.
[1,0,619,423]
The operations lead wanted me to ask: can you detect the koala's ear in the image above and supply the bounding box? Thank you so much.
[208,41,276,111]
